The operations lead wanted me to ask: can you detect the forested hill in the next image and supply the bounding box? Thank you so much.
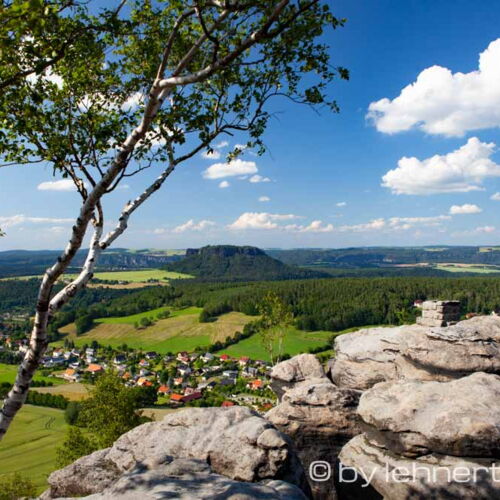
[267,246,500,268]
[164,245,329,282]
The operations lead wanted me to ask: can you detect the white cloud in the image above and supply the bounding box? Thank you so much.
[286,220,334,233]
[258,196,270,202]
[491,192,500,201]
[215,140,229,149]
[201,150,221,160]
[388,215,451,230]
[476,225,495,233]
[368,39,500,136]
[203,159,258,180]
[382,138,500,195]
[173,219,216,233]
[249,174,271,183]
[340,218,386,232]
[37,179,78,192]
[219,181,230,189]
[336,202,347,207]
[121,92,143,112]
[153,228,167,235]
[27,69,63,89]
[228,212,298,230]
[449,204,482,215]
[0,215,73,228]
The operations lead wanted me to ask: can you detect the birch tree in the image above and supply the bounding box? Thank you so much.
[0,0,348,438]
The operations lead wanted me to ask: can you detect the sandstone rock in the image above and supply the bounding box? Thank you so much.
[329,326,414,390]
[267,378,361,499]
[357,372,500,459]
[271,354,326,399]
[339,435,500,500]
[76,458,308,500]
[44,406,309,498]
[400,315,500,379]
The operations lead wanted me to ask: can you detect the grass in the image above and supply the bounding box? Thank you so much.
[218,327,334,361]
[0,363,66,386]
[0,405,67,493]
[95,306,200,325]
[64,269,192,283]
[33,383,90,401]
[435,263,500,274]
[57,309,253,353]
[1,268,192,283]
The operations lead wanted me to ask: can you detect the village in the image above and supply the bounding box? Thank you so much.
[0,332,276,413]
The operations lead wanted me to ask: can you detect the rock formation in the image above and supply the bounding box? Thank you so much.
[42,406,310,499]
[339,373,500,499]
[330,315,500,390]
[416,300,460,327]
[268,355,361,499]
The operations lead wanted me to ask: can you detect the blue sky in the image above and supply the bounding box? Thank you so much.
[2,0,500,250]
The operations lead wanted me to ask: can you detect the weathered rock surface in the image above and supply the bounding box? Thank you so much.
[270,353,326,399]
[73,458,308,500]
[339,435,500,500]
[268,377,361,500]
[330,315,500,391]
[43,406,310,499]
[400,315,500,379]
[357,372,500,458]
[329,326,412,390]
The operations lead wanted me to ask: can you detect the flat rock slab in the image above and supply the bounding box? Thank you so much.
[44,407,309,498]
[339,435,500,500]
[330,326,416,390]
[62,458,308,500]
[357,372,500,458]
[401,315,500,377]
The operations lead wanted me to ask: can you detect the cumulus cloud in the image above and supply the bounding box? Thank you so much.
[215,140,229,149]
[228,212,298,230]
[121,92,144,112]
[382,138,500,195]
[249,174,271,183]
[340,219,386,232]
[37,179,79,192]
[449,204,482,215]
[0,215,73,228]
[219,181,230,189]
[173,219,215,233]
[491,192,500,201]
[201,150,221,160]
[286,220,334,233]
[203,159,258,180]
[476,225,495,233]
[336,202,347,207]
[27,69,63,89]
[258,196,270,202]
[368,39,500,136]
[388,215,451,230]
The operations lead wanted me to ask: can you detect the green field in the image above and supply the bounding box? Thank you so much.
[0,363,66,386]
[95,306,199,325]
[218,327,334,361]
[0,405,67,493]
[1,269,191,283]
[436,263,500,274]
[57,308,253,353]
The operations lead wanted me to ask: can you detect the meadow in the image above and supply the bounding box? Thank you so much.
[58,308,253,353]
[0,363,66,386]
[0,405,67,493]
[435,263,500,274]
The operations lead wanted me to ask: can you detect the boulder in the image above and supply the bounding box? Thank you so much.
[267,378,361,500]
[74,458,308,500]
[43,406,310,498]
[271,354,326,399]
[399,315,500,379]
[339,435,500,500]
[329,326,413,390]
[357,372,500,459]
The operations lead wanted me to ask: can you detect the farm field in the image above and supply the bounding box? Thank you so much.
[435,263,500,274]
[58,309,253,353]
[33,383,90,401]
[0,405,67,493]
[218,327,334,361]
[95,306,200,325]
[0,363,66,386]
